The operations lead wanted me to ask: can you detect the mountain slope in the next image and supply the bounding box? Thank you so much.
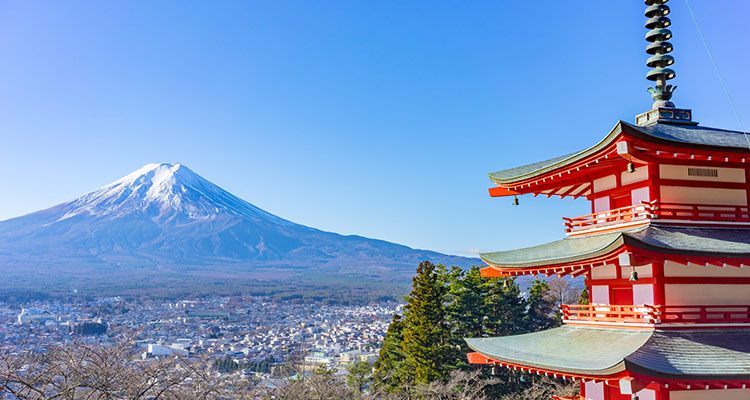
[0,163,476,288]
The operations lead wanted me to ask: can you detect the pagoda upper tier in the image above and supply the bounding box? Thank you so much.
[490,118,750,237]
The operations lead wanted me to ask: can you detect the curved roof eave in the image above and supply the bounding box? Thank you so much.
[488,121,625,185]
[468,328,750,381]
[465,326,652,376]
[480,226,750,271]
[479,230,626,269]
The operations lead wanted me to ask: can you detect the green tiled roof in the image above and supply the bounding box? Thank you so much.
[479,230,624,268]
[489,121,750,185]
[627,226,750,258]
[467,327,750,380]
[630,122,750,150]
[487,152,580,183]
[626,330,750,380]
[488,120,622,184]
[480,225,750,269]
[466,326,651,376]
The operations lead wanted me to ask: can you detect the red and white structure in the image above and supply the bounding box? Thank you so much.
[465,1,750,399]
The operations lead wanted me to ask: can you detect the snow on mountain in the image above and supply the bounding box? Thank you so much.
[0,163,476,285]
[54,163,290,224]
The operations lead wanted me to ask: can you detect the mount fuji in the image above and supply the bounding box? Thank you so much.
[0,163,475,291]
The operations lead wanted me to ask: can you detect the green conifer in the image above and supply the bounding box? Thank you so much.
[401,260,451,384]
[372,314,406,390]
[483,277,527,337]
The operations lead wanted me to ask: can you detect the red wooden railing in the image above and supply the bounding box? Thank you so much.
[655,305,750,324]
[561,304,656,324]
[562,304,750,325]
[563,201,655,233]
[653,203,750,223]
[563,201,750,234]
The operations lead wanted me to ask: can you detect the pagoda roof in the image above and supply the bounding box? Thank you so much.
[489,121,750,185]
[480,225,750,270]
[634,121,750,151]
[466,327,750,380]
[466,326,650,376]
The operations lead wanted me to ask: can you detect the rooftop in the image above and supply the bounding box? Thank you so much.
[466,326,750,380]
[481,225,750,272]
[489,121,750,185]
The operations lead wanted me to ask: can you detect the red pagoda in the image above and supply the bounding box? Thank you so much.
[465,1,750,399]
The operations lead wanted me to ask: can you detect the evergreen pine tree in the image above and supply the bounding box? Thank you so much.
[401,260,451,384]
[372,314,406,390]
[483,277,527,337]
[578,286,590,305]
[445,265,489,369]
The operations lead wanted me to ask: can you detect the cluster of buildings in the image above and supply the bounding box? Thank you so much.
[0,295,398,379]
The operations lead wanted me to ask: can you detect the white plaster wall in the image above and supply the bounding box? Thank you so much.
[665,284,750,305]
[664,261,750,277]
[620,264,653,278]
[670,389,750,400]
[593,196,610,213]
[593,175,617,193]
[660,164,746,183]
[591,285,610,304]
[633,284,654,305]
[631,186,651,204]
[660,186,747,206]
[636,388,656,400]
[622,166,648,185]
[592,264,618,279]
[583,381,604,400]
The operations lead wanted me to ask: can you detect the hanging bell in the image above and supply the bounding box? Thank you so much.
[502,278,510,289]
[627,162,636,173]
[512,196,519,206]
[629,269,639,282]
[491,365,501,376]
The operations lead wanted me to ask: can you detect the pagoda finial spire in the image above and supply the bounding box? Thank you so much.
[645,0,676,109]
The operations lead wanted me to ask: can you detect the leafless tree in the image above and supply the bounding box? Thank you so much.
[1,342,574,400]
[416,369,499,400]
[503,376,578,400]
[547,277,580,307]
[0,340,259,400]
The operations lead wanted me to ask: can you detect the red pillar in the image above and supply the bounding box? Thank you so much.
[647,162,659,203]
[654,385,670,400]
[652,261,665,306]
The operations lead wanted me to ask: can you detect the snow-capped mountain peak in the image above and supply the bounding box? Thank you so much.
[54,163,285,223]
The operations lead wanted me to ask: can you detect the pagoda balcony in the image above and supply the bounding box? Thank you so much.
[561,304,750,327]
[563,201,750,235]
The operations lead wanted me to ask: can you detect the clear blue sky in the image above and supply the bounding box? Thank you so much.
[1,1,748,257]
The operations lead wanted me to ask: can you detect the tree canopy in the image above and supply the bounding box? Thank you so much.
[374,262,564,397]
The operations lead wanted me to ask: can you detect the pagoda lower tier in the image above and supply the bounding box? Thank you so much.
[467,327,750,399]
[467,223,750,399]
